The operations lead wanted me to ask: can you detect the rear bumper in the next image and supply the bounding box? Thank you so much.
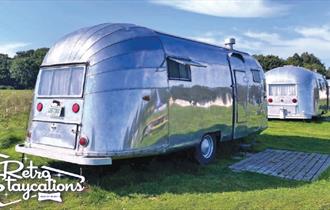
[268,105,313,119]
[268,113,312,119]
[15,144,112,165]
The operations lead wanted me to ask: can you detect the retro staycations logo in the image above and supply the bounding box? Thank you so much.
[0,153,85,207]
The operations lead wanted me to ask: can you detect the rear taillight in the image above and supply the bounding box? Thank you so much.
[268,98,273,103]
[37,103,43,112]
[72,103,80,113]
[79,136,89,147]
[292,98,297,103]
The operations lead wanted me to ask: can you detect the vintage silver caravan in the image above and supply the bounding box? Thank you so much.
[16,23,267,165]
[266,66,329,119]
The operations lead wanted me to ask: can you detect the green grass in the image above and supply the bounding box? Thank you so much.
[0,90,329,209]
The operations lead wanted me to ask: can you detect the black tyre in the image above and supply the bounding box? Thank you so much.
[194,134,217,165]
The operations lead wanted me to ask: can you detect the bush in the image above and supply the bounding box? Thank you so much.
[0,85,14,90]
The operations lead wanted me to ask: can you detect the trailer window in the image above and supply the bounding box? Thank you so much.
[38,66,85,97]
[269,84,296,96]
[167,59,191,81]
[251,69,261,83]
[318,79,326,91]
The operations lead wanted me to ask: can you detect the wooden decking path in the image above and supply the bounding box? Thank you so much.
[230,149,330,181]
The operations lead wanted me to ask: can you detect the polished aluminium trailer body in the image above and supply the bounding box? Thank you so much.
[16,23,267,165]
[266,66,329,119]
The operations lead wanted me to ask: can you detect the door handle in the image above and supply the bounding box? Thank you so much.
[142,95,150,101]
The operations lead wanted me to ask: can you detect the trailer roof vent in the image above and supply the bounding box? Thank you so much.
[224,38,236,50]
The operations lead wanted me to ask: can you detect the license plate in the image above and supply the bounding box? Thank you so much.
[47,106,62,117]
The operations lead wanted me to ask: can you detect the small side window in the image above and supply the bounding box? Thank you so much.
[251,69,261,83]
[167,59,191,81]
[318,79,324,91]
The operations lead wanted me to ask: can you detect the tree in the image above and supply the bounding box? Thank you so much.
[33,48,49,64]
[255,52,328,76]
[0,54,12,86]
[253,54,285,71]
[10,57,39,89]
[326,68,330,79]
[9,48,49,89]
[301,52,322,66]
[286,53,302,66]
[286,52,327,75]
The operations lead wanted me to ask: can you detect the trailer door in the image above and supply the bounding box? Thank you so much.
[229,54,249,138]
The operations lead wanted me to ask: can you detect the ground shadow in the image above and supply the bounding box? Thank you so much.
[268,114,330,123]
[14,112,330,197]
[43,134,330,197]
[254,134,330,154]
[0,133,21,149]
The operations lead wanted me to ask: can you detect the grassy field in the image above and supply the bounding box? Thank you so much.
[0,90,329,210]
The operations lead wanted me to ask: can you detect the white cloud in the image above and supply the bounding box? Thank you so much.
[0,42,30,57]
[295,25,330,41]
[150,0,290,18]
[244,31,282,45]
[189,26,330,66]
[190,36,219,45]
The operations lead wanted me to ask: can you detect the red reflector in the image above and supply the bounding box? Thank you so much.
[72,103,80,113]
[292,98,297,103]
[268,98,273,103]
[79,136,88,147]
[37,103,43,112]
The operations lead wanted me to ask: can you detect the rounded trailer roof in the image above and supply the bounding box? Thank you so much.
[42,23,250,68]
[42,23,164,67]
[265,65,321,84]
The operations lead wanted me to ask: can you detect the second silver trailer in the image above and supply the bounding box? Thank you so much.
[16,23,267,165]
[266,66,329,119]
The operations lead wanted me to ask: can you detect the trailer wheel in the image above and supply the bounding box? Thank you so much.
[194,134,217,165]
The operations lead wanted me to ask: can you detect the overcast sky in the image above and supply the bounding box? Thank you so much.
[0,0,330,66]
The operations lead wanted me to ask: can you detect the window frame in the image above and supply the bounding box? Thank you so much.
[250,69,261,83]
[268,84,297,97]
[318,79,326,91]
[36,64,86,98]
[167,58,192,81]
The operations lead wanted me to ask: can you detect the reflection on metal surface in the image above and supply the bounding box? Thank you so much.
[266,66,329,119]
[17,23,268,165]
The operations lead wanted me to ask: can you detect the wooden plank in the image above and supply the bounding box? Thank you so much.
[277,152,309,179]
[257,150,290,174]
[292,153,319,179]
[311,156,330,181]
[229,150,271,170]
[262,150,297,175]
[247,150,281,172]
[230,149,273,171]
[289,153,320,180]
[294,154,326,181]
[244,150,282,172]
[275,151,304,177]
[230,150,269,169]
[230,149,330,182]
[270,151,301,176]
[239,149,275,169]
[306,155,330,181]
